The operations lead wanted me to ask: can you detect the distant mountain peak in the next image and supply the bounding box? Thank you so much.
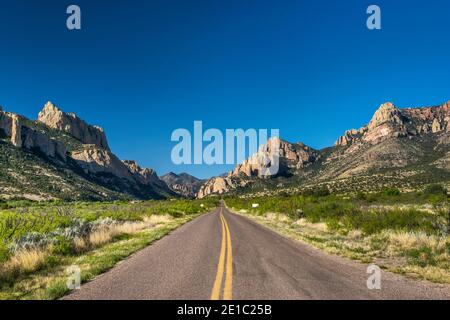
[161,172,203,198]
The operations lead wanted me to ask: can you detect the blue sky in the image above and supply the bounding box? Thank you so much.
[1,0,449,178]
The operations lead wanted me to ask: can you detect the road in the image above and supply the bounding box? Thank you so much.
[65,204,450,300]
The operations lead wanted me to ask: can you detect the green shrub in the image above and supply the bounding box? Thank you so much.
[225,194,441,235]
[0,242,10,263]
[407,246,437,267]
[424,184,447,195]
[51,236,73,255]
[303,186,330,197]
[325,219,341,231]
[382,188,401,196]
[356,192,367,200]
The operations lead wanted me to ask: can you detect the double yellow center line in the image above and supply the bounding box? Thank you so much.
[210,207,233,300]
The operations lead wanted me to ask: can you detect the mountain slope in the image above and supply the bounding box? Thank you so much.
[198,101,450,197]
[160,172,204,198]
[0,102,175,201]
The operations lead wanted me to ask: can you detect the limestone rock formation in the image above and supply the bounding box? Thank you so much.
[197,176,247,198]
[0,109,66,159]
[10,114,22,147]
[0,109,13,138]
[38,101,110,150]
[71,145,127,177]
[122,160,166,187]
[197,137,319,197]
[230,137,319,178]
[335,101,450,148]
[22,126,67,160]
[1,101,173,200]
[198,100,450,198]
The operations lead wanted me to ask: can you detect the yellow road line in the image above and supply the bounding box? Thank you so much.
[222,213,233,300]
[210,207,226,300]
[210,207,234,300]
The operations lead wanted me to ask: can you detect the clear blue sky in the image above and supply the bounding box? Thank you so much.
[1,0,449,178]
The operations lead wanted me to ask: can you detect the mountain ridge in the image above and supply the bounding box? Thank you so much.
[197,100,450,198]
[0,101,175,201]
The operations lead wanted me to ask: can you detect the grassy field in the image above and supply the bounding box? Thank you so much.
[0,198,219,300]
[225,187,450,284]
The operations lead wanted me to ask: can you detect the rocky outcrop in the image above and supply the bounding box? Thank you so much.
[0,109,13,139]
[335,101,450,148]
[197,176,248,198]
[0,109,66,159]
[122,160,167,187]
[197,137,319,197]
[230,137,319,178]
[38,102,109,150]
[21,126,67,160]
[10,114,22,147]
[71,145,131,178]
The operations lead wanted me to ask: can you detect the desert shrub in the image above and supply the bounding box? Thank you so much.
[382,188,401,196]
[225,195,443,236]
[341,208,436,235]
[303,186,330,197]
[303,200,360,223]
[356,192,367,200]
[0,242,10,263]
[0,199,9,210]
[50,236,73,255]
[424,184,447,196]
[406,246,438,267]
[60,219,93,240]
[9,232,55,253]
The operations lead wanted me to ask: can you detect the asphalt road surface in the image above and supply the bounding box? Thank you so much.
[65,204,450,300]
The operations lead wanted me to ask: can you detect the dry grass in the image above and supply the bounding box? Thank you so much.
[236,209,450,284]
[3,249,47,274]
[265,212,292,223]
[88,218,161,248]
[73,237,88,254]
[89,228,113,247]
[387,231,443,250]
[144,214,172,225]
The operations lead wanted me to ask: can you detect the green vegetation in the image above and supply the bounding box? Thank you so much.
[0,140,129,201]
[0,198,219,299]
[226,190,448,235]
[225,189,450,283]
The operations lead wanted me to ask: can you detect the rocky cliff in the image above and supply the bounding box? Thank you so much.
[335,101,450,148]
[38,102,110,150]
[1,109,67,160]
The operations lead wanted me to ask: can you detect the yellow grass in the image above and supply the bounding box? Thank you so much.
[144,214,172,225]
[89,228,114,247]
[88,218,162,248]
[387,231,445,251]
[235,209,450,284]
[4,249,47,274]
[73,237,88,253]
[0,214,176,282]
[265,212,291,222]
